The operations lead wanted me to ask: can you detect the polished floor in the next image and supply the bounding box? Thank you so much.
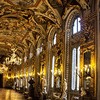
[0,88,26,100]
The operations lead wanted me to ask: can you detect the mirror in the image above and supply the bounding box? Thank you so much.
[83,51,93,96]
[84,51,91,65]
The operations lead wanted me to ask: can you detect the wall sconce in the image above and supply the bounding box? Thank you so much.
[7,76,11,79]
[51,68,61,76]
[29,72,32,76]
[57,69,61,75]
[37,71,44,77]
[84,64,91,77]
[55,69,61,76]
[29,72,35,77]
[37,72,41,76]
[20,74,22,78]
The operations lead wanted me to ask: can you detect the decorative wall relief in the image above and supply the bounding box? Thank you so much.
[76,0,90,10]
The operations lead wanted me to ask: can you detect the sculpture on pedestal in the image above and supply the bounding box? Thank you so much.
[41,76,47,94]
[61,79,67,100]
[56,76,60,89]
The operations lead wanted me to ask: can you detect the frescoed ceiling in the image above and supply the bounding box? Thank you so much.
[0,0,64,64]
[0,0,92,64]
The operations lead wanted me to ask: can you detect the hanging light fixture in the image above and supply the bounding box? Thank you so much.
[4,48,22,65]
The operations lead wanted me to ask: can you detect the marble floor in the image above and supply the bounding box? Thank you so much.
[0,88,26,100]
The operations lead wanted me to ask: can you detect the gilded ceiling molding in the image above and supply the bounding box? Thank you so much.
[76,0,90,10]
[0,11,39,55]
[0,44,11,52]
[36,37,44,49]
[29,16,46,38]
[4,0,41,8]
[0,0,63,63]
[29,32,37,46]
[0,2,45,39]
[62,5,80,20]
[0,0,62,43]
[0,35,27,55]
[48,26,58,43]
[34,0,62,28]
[45,0,62,27]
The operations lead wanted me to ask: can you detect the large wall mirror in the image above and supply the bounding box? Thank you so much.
[83,51,94,96]
[84,51,91,65]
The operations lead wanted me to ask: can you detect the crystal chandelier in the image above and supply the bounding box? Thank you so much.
[4,48,22,65]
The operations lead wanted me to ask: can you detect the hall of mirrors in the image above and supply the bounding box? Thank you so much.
[0,0,99,100]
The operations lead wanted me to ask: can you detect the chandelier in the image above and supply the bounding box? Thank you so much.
[4,48,22,65]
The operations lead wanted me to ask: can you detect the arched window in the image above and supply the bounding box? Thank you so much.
[52,34,57,45]
[71,17,81,91]
[73,17,81,34]
[65,8,81,99]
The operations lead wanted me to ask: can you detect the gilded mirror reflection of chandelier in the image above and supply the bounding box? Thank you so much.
[4,48,22,65]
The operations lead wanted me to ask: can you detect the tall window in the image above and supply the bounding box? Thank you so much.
[71,48,76,90]
[51,56,55,88]
[73,17,81,34]
[71,17,81,91]
[77,47,80,90]
[52,34,57,45]
[71,47,80,90]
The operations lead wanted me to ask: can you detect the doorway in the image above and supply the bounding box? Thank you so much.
[0,74,3,88]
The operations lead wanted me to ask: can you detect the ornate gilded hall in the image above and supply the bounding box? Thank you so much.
[0,0,99,100]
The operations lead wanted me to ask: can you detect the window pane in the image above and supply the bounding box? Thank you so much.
[53,34,56,45]
[77,46,80,90]
[73,17,81,34]
[51,56,55,87]
[71,48,76,90]
[78,17,81,32]
[73,19,77,34]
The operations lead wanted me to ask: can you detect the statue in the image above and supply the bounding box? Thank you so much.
[56,76,60,88]
[61,79,67,100]
[41,76,47,100]
[41,76,47,93]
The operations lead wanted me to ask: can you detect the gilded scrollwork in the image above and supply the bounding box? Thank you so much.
[4,0,40,7]
[76,0,90,10]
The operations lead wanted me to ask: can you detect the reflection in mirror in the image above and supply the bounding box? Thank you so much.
[84,51,91,65]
